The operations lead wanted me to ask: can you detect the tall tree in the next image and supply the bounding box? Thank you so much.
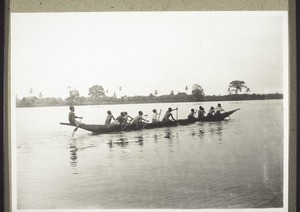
[228,80,250,94]
[88,85,106,100]
[185,86,188,93]
[154,90,158,96]
[66,87,80,104]
[191,84,205,100]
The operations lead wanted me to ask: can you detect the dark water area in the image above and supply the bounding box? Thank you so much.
[15,100,284,209]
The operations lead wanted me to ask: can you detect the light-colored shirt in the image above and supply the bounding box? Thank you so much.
[152,113,158,121]
[215,106,224,112]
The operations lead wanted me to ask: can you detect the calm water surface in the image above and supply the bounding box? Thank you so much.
[16,100,283,209]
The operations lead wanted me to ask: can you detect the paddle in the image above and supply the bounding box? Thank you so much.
[157,109,162,121]
[122,120,132,131]
[141,119,149,129]
[71,117,83,138]
[121,113,134,130]
[174,107,181,126]
[141,114,149,129]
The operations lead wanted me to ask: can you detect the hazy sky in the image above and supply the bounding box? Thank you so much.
[11,12,287,98]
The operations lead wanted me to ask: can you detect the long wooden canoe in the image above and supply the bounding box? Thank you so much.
[60,108,240,134]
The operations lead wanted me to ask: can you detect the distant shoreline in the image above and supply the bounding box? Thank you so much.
[16,93,283,108]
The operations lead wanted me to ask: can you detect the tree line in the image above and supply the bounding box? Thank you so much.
[16,81,283,107]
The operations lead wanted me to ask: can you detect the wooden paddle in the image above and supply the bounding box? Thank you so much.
[175,107,181,126]
[121,113,134,130]
[71,117,83,138]
[141,119,149,129]
[157,109,162,121]
[122,120,132,131]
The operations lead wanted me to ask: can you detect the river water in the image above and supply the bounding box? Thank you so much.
[15,100,284,209]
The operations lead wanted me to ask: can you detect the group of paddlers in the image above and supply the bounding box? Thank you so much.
[103,107,178,129]
[68,103,225,128]
[188,103,225,120]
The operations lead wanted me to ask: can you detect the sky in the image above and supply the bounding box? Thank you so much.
[11,12,287,99]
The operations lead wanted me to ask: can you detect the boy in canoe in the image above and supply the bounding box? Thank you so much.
[68,106,83,126]
[162,108,177,122]
[114,112,126,127]
[105,110,115,125]
[188,109,196,119]
[123,111,133,123]
[215,103,225,117]
[152,109,160,123]
[198,106,206,120]
[132,111,149,127]
[207,107,215,118]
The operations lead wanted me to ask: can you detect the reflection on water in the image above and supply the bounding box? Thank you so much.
[153,134,159,143]
[108,137,129,148]
[108,139,113,148]
[99,121,233,152]
[69,139,78,174]
[107,134,147,148]
[135,135,144,146]
[164,129,173,139]
[215,122,224,143]
[206,121,227,143]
